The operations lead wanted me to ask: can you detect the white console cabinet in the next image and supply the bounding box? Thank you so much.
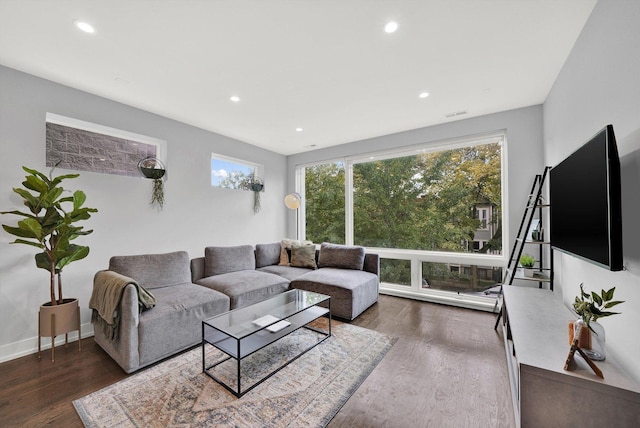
[501,286,640,428]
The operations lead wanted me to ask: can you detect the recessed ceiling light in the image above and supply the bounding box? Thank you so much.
[384,21,398,33]
[230,96,240,103]
[296,127,303,132]
[419,92,430,98]
[74,20,95,34]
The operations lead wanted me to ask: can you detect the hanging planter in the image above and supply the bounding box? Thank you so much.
[138,157,166,210]
[242,175,264,214]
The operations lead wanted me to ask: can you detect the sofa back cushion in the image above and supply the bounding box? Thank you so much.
[205,245,256,277]
[109,251,191,289]
[255,242,282,268]
[317,242,365,270]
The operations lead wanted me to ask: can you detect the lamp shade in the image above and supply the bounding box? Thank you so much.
[284,192,301,209]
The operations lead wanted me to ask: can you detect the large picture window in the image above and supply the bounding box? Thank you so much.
[353,142,502,254]
[297,132,505,306]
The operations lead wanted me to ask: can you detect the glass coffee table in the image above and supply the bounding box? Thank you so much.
[202,289,331,397]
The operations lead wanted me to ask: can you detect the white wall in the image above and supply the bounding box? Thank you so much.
[543,0,640,383]
[0,66,288,361]
[287,105,545,260]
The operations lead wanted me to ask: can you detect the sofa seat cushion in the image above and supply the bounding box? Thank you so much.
[257,265,313,281]
[290,268,379,320]
[196,270,289,310]
[137,283,230,366]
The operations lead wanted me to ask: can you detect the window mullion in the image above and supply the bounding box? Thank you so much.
[345,160,354,245]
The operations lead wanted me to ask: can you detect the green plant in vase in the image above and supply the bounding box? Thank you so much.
[573,283,624,331]
[572,283,624,360]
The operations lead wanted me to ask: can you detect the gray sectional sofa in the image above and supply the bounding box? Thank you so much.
[91,242,379,373]
[191,242,380,319]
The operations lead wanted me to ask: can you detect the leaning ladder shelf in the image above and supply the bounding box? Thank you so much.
[494,167,553,329]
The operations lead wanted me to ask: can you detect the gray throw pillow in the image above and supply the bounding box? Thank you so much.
[290,243,317,269]
[205,245,255,277]
[317,242,365,270]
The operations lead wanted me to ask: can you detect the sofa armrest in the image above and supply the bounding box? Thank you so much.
[93,283,141,373]
[363,253,380,277]
[190,257,205,282]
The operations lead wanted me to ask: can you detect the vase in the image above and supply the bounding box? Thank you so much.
[584,320,606,361]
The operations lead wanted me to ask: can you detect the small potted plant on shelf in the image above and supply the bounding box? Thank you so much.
[519,253,536,277]
[572,283,624,360]
[1,166,98,360]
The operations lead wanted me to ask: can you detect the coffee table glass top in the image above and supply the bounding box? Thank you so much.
[203,289,329,340]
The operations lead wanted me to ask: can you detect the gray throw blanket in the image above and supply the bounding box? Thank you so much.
[89,270,157,341]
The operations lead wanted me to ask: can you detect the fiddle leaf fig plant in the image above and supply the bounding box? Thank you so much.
[1,166,98,305]
[573,283,624,332]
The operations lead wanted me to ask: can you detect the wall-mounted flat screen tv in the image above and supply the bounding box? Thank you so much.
[549,124,623,271]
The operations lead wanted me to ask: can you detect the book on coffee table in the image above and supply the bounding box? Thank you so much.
[266,320,291,333]
[252,314,280,328]
[252,315,291,332]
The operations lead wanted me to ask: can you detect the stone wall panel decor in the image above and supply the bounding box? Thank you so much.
[45,113,166,178]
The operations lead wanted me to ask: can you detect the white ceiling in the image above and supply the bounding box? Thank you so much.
[0,0,597,155]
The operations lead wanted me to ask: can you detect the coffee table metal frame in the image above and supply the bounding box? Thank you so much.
[202,289,331,397]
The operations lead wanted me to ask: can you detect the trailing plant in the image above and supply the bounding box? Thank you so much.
[151,178,165,210]
[137,157,166,211]
[242,175,264,214]
[573,283,624,332]
[1,166,98,305]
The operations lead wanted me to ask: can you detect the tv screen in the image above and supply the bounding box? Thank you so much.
[549,124,623,271]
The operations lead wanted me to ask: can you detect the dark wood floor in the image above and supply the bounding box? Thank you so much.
[0,295,514,427]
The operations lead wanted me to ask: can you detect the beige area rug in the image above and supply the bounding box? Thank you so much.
[74,320,396,427]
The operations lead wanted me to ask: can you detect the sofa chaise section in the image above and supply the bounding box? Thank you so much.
[289,243,380,320]
[92,251,230,373]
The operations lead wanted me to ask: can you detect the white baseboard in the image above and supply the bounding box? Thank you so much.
[0,322,94,364]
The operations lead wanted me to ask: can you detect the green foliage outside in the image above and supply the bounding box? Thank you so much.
[304,142,502,289]
[380,259,411,286]
[304,162,345,244]
[218,171,251,189]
